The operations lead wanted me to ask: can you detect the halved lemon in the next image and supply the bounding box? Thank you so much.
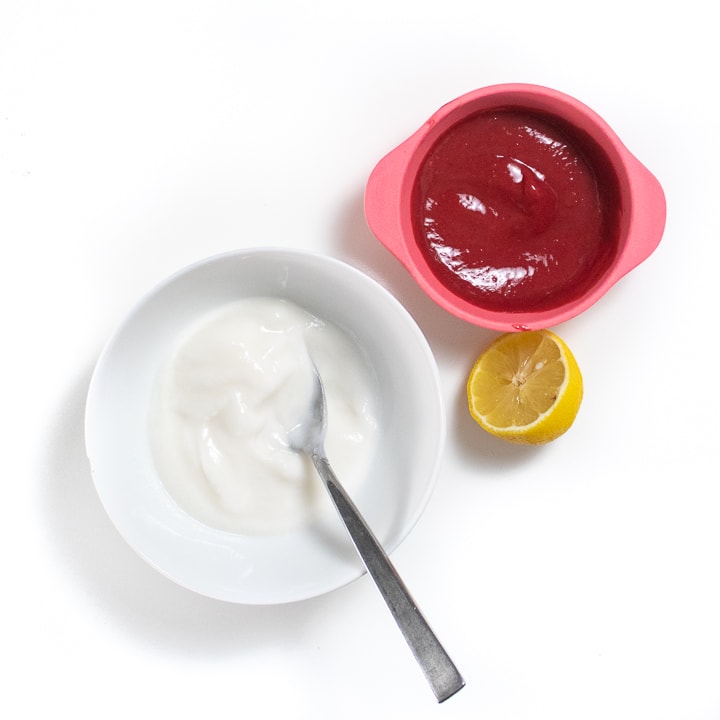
[467,329,583,445]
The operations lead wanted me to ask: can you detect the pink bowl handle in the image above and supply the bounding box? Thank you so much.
[614,155,666,280]
[364,139,416,259]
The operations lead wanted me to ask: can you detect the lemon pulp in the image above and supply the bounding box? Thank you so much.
[467,329,583,445]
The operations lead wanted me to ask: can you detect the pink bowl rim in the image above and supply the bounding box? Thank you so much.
[364,83,666,331]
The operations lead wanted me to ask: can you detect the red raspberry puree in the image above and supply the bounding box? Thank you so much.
[411,108,622,312]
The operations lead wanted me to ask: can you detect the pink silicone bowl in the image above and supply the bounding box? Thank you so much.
[364,83,666,331]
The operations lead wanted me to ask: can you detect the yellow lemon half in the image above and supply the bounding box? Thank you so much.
[467,329,583,445]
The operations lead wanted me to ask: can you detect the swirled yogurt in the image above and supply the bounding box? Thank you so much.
[149,297,378,535]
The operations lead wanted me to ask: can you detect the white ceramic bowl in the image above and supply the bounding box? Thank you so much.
[85,248,444,604]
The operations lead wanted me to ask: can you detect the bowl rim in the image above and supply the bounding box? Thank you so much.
[84,247,445,604]
[365,83,666,331]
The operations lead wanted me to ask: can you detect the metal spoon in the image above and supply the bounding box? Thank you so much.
[289,363,465,703]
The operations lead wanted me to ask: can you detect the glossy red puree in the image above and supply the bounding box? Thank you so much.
[411,108,621,312]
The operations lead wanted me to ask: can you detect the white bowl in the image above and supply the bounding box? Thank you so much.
[85,248,445,604]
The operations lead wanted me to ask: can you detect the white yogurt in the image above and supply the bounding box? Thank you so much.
[149,297,378,535]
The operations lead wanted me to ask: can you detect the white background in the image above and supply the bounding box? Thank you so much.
[2,2,718,719]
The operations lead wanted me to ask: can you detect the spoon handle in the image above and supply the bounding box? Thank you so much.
[311,454,465,703]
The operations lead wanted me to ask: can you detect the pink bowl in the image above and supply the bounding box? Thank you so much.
[364,83,666,331]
